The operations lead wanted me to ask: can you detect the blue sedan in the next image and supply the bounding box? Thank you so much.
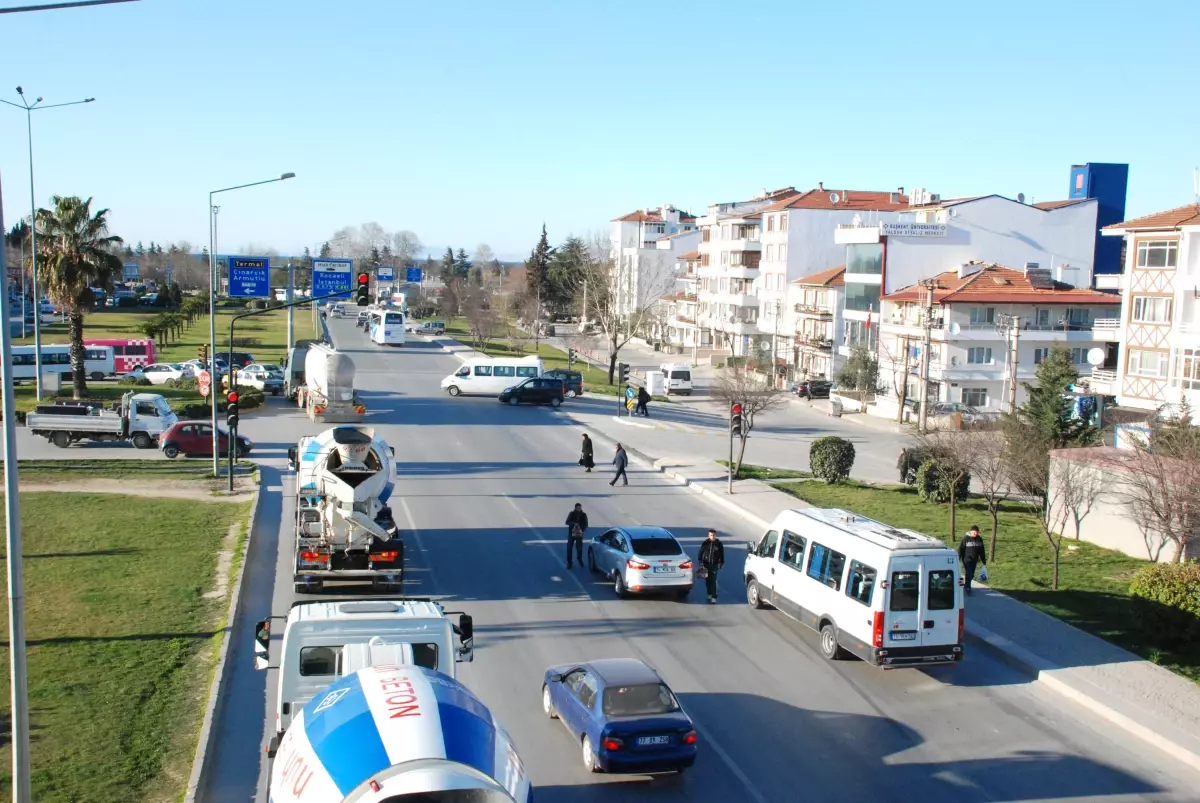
[541,658,697,774]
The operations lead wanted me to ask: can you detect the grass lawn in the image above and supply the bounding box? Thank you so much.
[0,492,250,800]
[14,460,239,483]
[772,479,1199,683]
[11,307,316,415]
[717,461,811,481]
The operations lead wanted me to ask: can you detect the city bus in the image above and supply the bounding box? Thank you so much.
[11,344,115,382]
[82,338,156,374]
[369,308,406,346]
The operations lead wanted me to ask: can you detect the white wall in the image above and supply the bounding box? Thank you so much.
[884,197,1099,293]
[785,208,903,281]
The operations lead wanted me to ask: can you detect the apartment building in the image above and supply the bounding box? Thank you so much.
[1091,204,1200,416]
[610,205,698,317]
[652,251,701,352]
[786,265,844,380]
[875,263,1119,418]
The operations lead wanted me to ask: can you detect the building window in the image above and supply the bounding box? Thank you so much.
[779,243,787,260]
[843,281,881,313]
[967,347,993,365]
[962,388,988,407]
[1034,347,1049,365]
[781,214,788,231]
[1136,240,1178,269]
[765,244,775,260]
[846,243,882,275]
[1069,347,1088,364]
[1173,348,1200,390]
[702,229,711,243]
[1065,308,1091,327]
[1128,349,1169,379]
[720,251,729,265]
[1132,296,1173,324]
[700,253,710,267]
[766,215,775,232]
[969,307,995,325]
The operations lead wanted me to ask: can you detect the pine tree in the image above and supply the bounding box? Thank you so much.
[440,247,456,281]
[303,246,311,260]
[135,241,145,256]
[454,248,472,278]
[525,224,554,300]
[380,244,393,263]
[368,246,381,267]
[1016,344,1097,449]
[319,242,332,258]
[547,235,587,310]
[123,244,135,259]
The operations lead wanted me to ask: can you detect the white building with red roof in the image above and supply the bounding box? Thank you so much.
[609,205,699,318]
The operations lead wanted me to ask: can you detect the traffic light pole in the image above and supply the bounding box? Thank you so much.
[728,407,734,493]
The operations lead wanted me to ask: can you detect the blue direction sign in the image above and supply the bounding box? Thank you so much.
[376,265,395,282]
[228,256,270,298]
[123,263,140,281]
[312,258,354,299]
[624,386,637,400]
[406,267,423,283]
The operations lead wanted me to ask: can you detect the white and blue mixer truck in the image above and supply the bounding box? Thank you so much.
[254,599,533,802]
[287,426,404,594]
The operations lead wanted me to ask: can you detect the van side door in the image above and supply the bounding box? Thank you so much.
[924,555,961,648]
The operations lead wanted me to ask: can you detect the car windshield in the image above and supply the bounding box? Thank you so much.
[602,683,680,717]
[630,537,682,556]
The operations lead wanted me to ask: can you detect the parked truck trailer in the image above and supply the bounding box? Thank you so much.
[296,342,366,423]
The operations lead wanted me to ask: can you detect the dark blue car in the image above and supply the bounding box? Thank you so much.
[542,658,697,774]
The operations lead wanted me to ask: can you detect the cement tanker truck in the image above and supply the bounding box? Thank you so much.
[296,342,367,423]
[287,425,403,594]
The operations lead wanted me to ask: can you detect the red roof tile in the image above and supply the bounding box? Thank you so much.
[677,250,700,260]
[611,206,696,223]
[1103,204,1200,231]
[760,188,910,213]
[881,264,1121,306]
[1033,199,1088,210]
[792,265,846,287]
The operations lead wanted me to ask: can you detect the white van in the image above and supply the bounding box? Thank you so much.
[660,363,693,395]
[441,356,543,396]
[744,508,963,668]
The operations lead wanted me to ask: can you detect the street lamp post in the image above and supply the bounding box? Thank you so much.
[207,173,295,474]
[0,89,95,401]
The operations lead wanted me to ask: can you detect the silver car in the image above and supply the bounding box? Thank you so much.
[588,526,693,599]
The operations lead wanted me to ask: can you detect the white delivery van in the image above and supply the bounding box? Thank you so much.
[744,508,963,668]
[660,363,693,395]
[441,356,543,396]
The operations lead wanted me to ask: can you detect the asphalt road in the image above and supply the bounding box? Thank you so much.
[192,319,1200,802]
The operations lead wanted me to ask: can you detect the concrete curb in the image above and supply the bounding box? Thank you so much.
[184,476,264,803]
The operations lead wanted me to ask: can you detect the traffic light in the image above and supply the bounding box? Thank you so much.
[618,362,630,385]
[226,391,239,429]
[568,348,577,369]
[198,344,208,364]
[731,402,744,436]
[356,272,370,306]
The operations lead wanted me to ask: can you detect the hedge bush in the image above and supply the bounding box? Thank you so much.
[914,457,971,503]
[119,376,151,386]
[164,378,199,390]
[809,437,855,484]
[1129,562,1200,647]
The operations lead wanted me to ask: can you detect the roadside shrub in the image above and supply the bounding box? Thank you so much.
[809,436,855,484]
[914,457,971,504]
[164,378,199,390]
[244,300,268,310]
[173,403,210,419]
[1129,563,1200,647]
[235,388,265,410]
[231,337,262,348]
[119,376,151,387]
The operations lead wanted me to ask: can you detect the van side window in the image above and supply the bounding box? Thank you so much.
[889,571,919,611]
[846,560,877,606]
[474,365,492,376]
[516,366,539,377]
[928,570,956,610]
[779,531,806,570]
[756,531,779,559]
[494,365,515,377]
[299,646,338,676]
[805,542,847,591]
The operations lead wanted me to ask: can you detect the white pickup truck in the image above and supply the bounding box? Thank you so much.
[25,391,177,449]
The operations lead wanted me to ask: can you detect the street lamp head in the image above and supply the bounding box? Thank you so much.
[279,172,296,180]
[35,97,43,104]
[15,86,22,95]
[84,98,95,103]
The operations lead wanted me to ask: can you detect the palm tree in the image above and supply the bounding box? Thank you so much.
[35,196,123,398]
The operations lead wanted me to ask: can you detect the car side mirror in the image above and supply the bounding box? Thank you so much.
[458,613,474,641]
[253,618,270,670]
[549,673,563,683]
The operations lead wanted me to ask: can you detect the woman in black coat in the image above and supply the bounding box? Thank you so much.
[580,434,595,472]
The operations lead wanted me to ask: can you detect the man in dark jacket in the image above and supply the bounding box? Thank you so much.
[636,386,651,417]
[958,525,987,594]
[580,433,595,472]
[610,443,628,487]
[565,503,588,568]
[699,529,725,604]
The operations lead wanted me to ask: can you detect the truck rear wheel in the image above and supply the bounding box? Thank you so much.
[51,431,70,449]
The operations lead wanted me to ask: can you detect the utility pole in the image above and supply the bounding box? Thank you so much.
[916,279,938,433]
[285,262,294,350]
[995,313,1022,414]
[897,334,911,424]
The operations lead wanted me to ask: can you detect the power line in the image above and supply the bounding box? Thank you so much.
[0,0,139,13]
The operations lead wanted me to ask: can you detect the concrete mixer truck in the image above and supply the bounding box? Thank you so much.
[287,425,404,594]
[295,342,367,423]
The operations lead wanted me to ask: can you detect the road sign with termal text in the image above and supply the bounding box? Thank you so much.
[228,256,270,297]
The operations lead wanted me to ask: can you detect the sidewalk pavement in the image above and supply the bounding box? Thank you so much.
[560,407,1200,773]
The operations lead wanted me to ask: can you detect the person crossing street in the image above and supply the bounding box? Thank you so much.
[565,503,588,568]
[699,529,725,604]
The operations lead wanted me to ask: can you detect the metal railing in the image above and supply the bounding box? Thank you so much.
[1092,318,1120,330]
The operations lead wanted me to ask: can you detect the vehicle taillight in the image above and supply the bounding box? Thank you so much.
[872,611,884,648]
[683,731,697,745]
[601,737,623,751]
[958,608,965,644]
[300,551,329,563]
[679,560,693,570]
[372,551,399,561]
[627,559,650,570]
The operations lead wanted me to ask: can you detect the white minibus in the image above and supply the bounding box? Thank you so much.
[660,363,694,395]
[744,508,963,668]
[11,344,115,382]
[441,357,543,396]
[369,308,406,346]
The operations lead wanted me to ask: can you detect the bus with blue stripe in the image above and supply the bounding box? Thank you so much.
[369,309,406,347]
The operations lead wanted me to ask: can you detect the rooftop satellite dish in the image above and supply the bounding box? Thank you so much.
[829,193,841,204]
[1017,193,1026,204]
[1087,347,1106,366]
[948,321,961,336]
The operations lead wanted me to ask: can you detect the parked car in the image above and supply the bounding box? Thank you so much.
[412,320,446,336]
[498,376,565,407]
[588,526,693,599]
[928,401,982,425]
[124,362,185,385]
[224,363,284,395]
[541,658,697,774]
[216,351,255,369]
[159,421,252,459]
[544,368,583,398]
[795,379,832,399]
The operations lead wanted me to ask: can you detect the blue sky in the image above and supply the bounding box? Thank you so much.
[1,0,1196,260]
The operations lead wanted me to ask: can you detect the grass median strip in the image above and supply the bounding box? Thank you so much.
[0,491,250,800]
[771,479,1199,683]
[717,461,811,481]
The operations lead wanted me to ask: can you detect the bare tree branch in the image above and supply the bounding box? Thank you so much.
[709,367,789,477]
[580,233,668,383]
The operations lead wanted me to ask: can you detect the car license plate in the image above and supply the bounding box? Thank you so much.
[637,735,670,746]
[891,632,917,641]
[652,566,675,573]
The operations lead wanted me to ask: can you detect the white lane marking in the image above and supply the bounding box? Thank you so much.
[397,497,439,593]
[499,495,770,803]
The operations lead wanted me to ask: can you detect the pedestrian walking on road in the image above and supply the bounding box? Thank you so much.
[610,443,629,486]
[636,386,651,417]
[699,529,725,604]
[564,502,588,568]
[579,433,595,472]
[958,525,987,595]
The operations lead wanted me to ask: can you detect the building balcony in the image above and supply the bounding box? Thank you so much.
[794,303,833,318]
[798,337,834,352]
[1092,318,1121,341]
[1087,368,1118,396]
[723,293,758,307]
[725,238,762,252]
[697,265,760,280]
